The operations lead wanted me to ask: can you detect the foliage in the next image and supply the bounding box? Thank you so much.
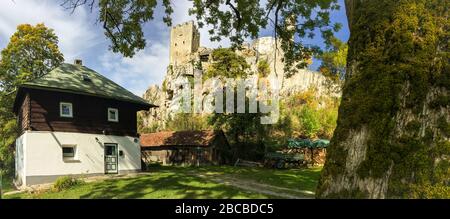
[53,176,84,192]
[317,36,348,82]
[299,106,321,138]
[269,88,340,151]
[165,113,209,132]
[137,113,159,133]
[0,23,64,91]
[64,0,340,75]
[0,23,64,175]
[204,48,249,80]
[189,0,341,76]
[202,48,272,160]
[257,59,270,78]
[62,0,173,57]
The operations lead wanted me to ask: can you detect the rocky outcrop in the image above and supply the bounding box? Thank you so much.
[140,22,341,131]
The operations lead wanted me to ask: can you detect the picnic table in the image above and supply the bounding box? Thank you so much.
[264,152,306,169]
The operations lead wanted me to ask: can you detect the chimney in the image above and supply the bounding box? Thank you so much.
[74,59,83,66]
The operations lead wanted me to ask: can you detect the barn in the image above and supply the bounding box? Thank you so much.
[140,130,230,166]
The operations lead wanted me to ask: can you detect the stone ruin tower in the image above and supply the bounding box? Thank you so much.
[140,22,203,131]
[169,21,200,66]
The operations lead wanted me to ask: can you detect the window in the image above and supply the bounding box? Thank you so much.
[200,54,209,62]
[60,102,73,118]
[82,74,92,82]
[62,145,76,158]
[108,108,119,122]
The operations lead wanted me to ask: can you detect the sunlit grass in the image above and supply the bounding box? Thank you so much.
[5,166,322,199]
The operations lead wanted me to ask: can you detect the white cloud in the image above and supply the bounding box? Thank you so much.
[97,0,234,97]
[0,0,235,97]
[0,0,100,60]
[99,42,169,96]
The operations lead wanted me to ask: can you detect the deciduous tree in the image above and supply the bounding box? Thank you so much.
[317,0,449,198]
[0,23,64,175]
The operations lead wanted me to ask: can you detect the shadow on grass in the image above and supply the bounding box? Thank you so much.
[188,165,322,192]
[78,167,266,199]
[5,166,321,199]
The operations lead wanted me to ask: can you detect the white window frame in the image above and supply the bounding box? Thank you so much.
[62,145,77,161]
[60,102,73,118]
[108,108,119,122]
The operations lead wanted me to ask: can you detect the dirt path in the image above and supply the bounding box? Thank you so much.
[194,173,315,199]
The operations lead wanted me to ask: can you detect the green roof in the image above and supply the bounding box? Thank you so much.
[287,138,330,148]
[20,63,153,107]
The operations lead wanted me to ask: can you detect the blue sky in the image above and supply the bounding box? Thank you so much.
[0,0,349,96]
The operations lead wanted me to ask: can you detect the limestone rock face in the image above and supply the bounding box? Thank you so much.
[140,22,341,131]
[140,84,165,129]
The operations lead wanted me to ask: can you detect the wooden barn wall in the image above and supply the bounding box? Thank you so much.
[21,88,143,136]
[142,146,217,166]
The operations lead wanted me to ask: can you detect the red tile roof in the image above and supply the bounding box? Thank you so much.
[140,130,220,148]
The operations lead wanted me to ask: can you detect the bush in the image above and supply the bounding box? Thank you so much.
[53,176,84,192]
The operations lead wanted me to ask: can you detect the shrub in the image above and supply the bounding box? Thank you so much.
[53,176,84,192]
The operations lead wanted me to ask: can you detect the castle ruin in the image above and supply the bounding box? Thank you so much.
[139,21,340,131]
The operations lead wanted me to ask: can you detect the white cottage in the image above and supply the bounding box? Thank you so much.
[13,60,155,187]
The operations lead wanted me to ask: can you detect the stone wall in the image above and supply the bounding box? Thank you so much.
[169,21,200,66]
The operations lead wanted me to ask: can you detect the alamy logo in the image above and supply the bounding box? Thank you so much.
[170,69,280,124]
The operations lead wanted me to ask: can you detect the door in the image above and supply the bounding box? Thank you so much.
[104,143,118,174]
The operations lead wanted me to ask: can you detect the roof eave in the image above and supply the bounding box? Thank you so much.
[20,84,156,109]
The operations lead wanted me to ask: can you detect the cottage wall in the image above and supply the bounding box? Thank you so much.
[19,88,142,137]
[17,131,141,187]
[15,134,26,186]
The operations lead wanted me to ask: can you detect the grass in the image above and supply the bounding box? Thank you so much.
[196,166,322,192]
[1,174,15,193]
[4,166,322,199]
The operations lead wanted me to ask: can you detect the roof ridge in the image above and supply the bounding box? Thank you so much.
[20,63,153,107]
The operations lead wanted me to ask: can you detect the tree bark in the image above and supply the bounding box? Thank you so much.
[317,0,449,198]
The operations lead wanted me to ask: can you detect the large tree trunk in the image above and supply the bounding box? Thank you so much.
[317,0,449,198]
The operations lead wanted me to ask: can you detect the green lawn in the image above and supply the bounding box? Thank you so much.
[4,166,322,199]
[196,166,322,192]
[1,174,15,193]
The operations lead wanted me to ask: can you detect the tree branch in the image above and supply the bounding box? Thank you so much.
[226,0,242,30]
[60,0,96,14]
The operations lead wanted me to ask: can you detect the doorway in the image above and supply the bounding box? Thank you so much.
[104,143,118,174]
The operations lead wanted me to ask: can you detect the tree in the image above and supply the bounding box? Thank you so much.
[271,88,339,150]
[317,36,348,82]
[0,23,64,175]
[62,0,173,57]
[316,0,450,198]
[205,48,254,141]
[62,0,341,75]
[203,48,250,80]
[206,48,267,160]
